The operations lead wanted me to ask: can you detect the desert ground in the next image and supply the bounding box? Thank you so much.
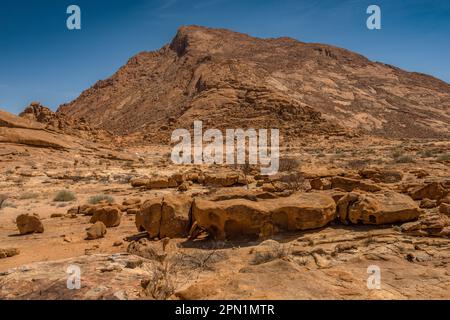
[0,128,449,299]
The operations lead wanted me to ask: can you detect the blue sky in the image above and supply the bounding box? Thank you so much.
[0,0,449,114]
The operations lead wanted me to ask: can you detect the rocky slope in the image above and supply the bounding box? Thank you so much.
[58,25,450,140]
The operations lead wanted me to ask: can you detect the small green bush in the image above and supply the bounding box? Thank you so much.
[19,192,40,200]
[88,194,114,204]
[437,154,450,161]
[53,190,76,202]
[394,155,415,163]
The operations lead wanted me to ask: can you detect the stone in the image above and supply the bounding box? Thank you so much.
[0,248,20,259]
[113,240,123,247]
[310,178,324,190]
[130,177,150,188]
[126,208,140,215]
[192,193,336,240]
[135,195,192,239]
[16,214,44,235]
[90,206,122,227]
[337,191,421,225]
[420,199,437,209]
[122,198,141,206]
[86,221,107,240]
[177,181,189,192]
[146,176,178,189]
[135,196,163,237]
[160,194,192,238]
[410,182,447,201]
[401,212,450,237]
[203,172,243,187]
[359,169,403,183]
[439,203,450,216]
[331,176,382,192]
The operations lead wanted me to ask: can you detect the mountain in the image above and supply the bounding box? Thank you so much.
[57,25,450,140]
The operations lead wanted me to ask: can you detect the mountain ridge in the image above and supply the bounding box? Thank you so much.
[57,25,450,140]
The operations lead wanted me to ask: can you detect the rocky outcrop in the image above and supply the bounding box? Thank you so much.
[337,191,421,225]
[192,193,336,240]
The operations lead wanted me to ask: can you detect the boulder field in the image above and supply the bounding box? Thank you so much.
[135,190,422,240]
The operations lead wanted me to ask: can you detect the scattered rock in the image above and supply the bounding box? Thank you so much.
[331,176,382,192]
[135,195,192,238]
[410,182,447,201]
[0,248,20,259]
[16,214,44,235]
[177,181,189,192]
[420,199,437,209]
[113,240,123,247]
[130,177,149,188]
[86,222,107,240]
[136,196,163,237]
[193,193,336,240]
[359,169,403,183]
[89,206,122,227]
[146,175,178,189]
[337,191,421,225]
[439,203,450,216]
[122,198,141,206]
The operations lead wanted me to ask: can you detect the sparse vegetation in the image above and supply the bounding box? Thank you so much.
[53,190,76,202]
[19,192,40,200]
[437,153,450,161]
[394,155,415,163]
[141,249,223,300]
[278,157,301,172]
[88,194,115,204]
[251,242,290,265]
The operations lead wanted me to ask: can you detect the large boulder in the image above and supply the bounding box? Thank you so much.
[135,195,192,238]
[16,214,44,235]
[89,206,122,227]
[161,195,192,238]
[192,193,336,240]
[86,221,107,240]
[136,197,163,236]
[146,176,178,189]
[337,191,421,225]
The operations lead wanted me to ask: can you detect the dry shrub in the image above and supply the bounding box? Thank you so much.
[278,157,301,172]
[141,248,226,300]
[53,190,76,202]
[281,172,305,191]
[251,242,291,265]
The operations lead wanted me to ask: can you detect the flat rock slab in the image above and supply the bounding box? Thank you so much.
[193,193,336,240]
